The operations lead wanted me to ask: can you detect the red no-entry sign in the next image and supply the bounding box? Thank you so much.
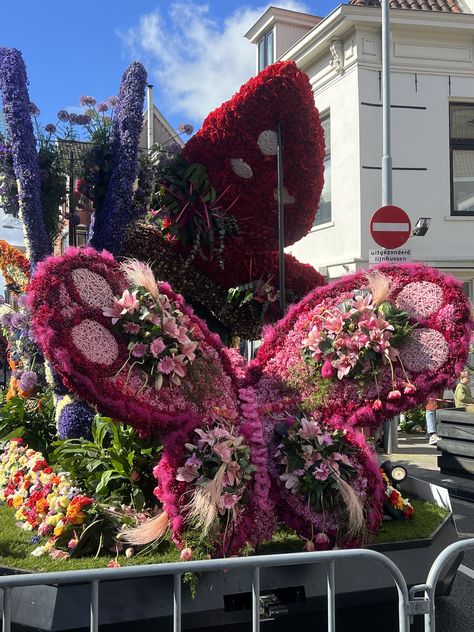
[370,205,411,249]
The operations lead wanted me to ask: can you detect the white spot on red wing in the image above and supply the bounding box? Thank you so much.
[257,130,278,156]
[230,158,253,179]
[273,187,296,205]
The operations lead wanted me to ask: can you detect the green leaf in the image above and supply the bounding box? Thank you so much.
[0,426,25,442]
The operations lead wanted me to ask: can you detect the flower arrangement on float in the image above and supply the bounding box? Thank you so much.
[381,469,414,521]
[0,438,94,559]
[265,410,384,550]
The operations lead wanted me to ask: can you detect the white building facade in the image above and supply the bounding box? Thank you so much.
[246,4,474,298]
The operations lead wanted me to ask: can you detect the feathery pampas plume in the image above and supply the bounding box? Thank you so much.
[365,270,390,306]
[120,259,159,300]
[333,473,366,539]
[119,511,169,546]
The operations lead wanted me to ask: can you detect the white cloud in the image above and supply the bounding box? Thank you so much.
[119,1,309,128]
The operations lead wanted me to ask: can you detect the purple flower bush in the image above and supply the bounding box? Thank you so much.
[56,398,94,439]
[0,48,52,266]
[90,61,147,255]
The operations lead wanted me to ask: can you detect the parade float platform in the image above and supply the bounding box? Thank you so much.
[0,476,462,631]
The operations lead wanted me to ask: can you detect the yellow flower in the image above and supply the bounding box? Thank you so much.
[12,495,23,508]
[59,496,70,509]
[46,514,61,526]
[54,523,64,537]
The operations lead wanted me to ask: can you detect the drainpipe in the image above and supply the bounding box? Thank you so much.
[147,84,154,150]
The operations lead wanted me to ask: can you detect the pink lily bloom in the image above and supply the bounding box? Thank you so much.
[172,354,188,378]
[118,289,140,316]
[163,316,179,338]
[181,342,198,362]
[102,299,124,325]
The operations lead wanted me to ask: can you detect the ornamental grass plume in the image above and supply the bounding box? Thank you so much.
[0,48,52,267]
[90,61,147,255]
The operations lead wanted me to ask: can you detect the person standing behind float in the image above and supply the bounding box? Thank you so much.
[454,370,474,408]
[425,390,443,445]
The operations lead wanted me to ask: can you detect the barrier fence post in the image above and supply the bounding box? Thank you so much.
[173,573,182,632]
[90,580,99,632]
[326,561,336,632]
[252,566,260,632]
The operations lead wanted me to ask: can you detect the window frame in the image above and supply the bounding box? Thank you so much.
[313,112,332,227]
[258,29,274,72]
[449,102,474,217]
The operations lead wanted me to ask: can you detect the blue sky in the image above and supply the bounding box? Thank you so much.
[0,1,339,133]
[0,1,341,254]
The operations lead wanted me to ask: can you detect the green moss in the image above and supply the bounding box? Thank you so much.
[0,498,449,573]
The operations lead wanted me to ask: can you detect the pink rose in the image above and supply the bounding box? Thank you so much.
[321,360,335,379]
[180,547,193,561]
[107,559,121,568]
[372,399,383,411]
[315,532,330,546]
[403,383,417,395]
[388,389,402,400]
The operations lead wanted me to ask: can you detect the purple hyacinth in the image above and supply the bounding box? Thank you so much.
[90,61,147,255]
[57,399,94,439]
[0,48,52,266]
[19,370,37,392]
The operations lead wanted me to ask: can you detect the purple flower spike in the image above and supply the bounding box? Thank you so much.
[0,48,52,266]
[90,61,147,255]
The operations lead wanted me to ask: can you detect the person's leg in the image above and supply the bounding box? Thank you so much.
[426,410,438,443]
[426,410,436,434]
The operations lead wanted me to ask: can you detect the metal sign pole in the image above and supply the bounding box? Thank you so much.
[382,0,392,207]
[276,123,286,317]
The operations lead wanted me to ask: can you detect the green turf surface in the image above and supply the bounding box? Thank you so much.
[0,499,449,573]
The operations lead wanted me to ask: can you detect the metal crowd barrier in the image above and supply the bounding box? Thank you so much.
[2,540,474,632]
[409,538,474,632]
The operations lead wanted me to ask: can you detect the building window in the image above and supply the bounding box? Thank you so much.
[76,224,88,247]
[258,30,274,72]
[450,103,474,215]
[314,115,331,226]
[60,231,69,254]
